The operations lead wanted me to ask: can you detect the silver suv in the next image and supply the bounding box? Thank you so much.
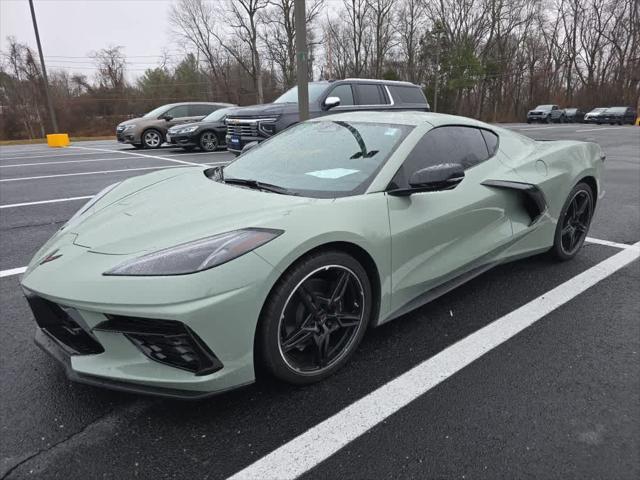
[116,102,234,149]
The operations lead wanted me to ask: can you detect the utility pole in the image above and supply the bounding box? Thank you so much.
[294,0,309,121]
[433,28,441,113]
[29,0,58,132]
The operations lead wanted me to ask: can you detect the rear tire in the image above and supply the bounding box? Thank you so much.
[257,250,372,385]
[551,182,594,261]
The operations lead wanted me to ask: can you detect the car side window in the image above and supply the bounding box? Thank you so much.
[481,130,499,157]
[165,105,190,118]
[389,126,492,189]
[190,104,216,116]
[327,84,354,106]
[355,84,386,105]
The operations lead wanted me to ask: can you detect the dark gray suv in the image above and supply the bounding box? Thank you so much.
[225,79,429,154]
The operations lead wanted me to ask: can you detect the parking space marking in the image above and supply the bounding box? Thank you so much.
[0,196,93,209]
[575,126,627,133]
[0,157,139,168]
[0,151,121,161]
[586,237,640,251]
[0,165,190,182]
[0,266,27,278]
[70,145,204,167]
[516,125,576,131]
[227,241,640,480]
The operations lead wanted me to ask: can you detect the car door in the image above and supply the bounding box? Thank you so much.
[353,83,390,111]
[317,83,357,116]
[386,126,515,314]
[163,105,192,129]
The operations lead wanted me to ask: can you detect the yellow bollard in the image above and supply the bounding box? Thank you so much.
[46,133,70,147]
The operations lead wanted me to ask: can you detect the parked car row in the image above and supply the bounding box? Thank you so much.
[526,104,637,125]
[116,79,430,152]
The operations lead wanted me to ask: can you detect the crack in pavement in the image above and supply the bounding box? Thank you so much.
[1,400,151,479]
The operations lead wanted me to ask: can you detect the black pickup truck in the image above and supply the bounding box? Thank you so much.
[225,79,430,154]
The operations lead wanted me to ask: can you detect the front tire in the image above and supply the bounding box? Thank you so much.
[199,131,219,152]
[141,129,163,149]
[257,250,372,385]
[551,182,594,261]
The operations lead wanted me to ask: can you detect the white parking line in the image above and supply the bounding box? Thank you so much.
[0,151,120,161]
[1,157,138,168]
[70,145,204,167]
[0,165,188,182]
[586,237,640,251]
[0,196,93,209]
[575,126,626,133]
[227,241,640,480]
[0,267,27,278]
[516,125,573,131]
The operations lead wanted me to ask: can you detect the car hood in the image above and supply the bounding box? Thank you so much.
[169,120,223,131]
[118,118,143,127]
[69,168,314,255]
[226,102,300,118]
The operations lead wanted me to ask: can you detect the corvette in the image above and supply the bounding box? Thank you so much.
[22,112,604,398]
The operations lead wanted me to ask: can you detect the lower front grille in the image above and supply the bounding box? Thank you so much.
[25,293,104,355]
[95,316,223,376]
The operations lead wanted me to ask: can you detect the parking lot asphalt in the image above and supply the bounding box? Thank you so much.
[0,124,638,479]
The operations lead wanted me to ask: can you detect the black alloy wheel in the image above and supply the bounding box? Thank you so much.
[258,251,372,385]
[199,131,219,152]
[552,182,594,260]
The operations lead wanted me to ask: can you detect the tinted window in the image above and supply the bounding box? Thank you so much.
[166,105,190,118]
[355,84,385,105]
[391,126,490,188]
[388,85,426,104]
[190,104,216,116]
[328,84,354,106]
[223,121,413,198]
[481,130,499,156]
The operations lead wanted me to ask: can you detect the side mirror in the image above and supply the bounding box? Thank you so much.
[241,141,259,154]
[390,163,465,196]
[160,114,173,121]
[324,96,341,110]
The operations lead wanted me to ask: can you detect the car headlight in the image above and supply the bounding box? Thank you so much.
[104,228,283,276]
[62,182,121,231]
[123,124,136,131]
[179,126,199,133]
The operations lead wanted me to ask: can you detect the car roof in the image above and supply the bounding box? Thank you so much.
[313,110,487,128]
[161,102,235,107]
[311,79,419,87]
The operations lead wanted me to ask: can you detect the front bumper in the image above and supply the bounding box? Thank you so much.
[22,242,278,398]
[116,130,139,144]
[167,132,198,147]
[224,134,263,154]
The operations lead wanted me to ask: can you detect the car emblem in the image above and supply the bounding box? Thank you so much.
[39,249,63,265]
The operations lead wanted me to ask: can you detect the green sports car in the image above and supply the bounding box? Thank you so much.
[22,112,604,398]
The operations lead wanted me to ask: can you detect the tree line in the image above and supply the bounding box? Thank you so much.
[1,0,638,140]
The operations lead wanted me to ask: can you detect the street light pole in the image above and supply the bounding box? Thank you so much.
[433,30,440,113]
[28,0,58,133]
[294,0,309,121]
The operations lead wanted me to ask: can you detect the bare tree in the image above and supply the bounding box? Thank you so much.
[396,0,426,83]
[91,46,126,90]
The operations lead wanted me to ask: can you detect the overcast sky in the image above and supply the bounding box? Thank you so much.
[1,0,178,79]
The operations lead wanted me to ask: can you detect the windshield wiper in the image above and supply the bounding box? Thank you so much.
[223,177,296,195]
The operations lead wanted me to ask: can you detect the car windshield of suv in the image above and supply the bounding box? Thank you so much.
[142,105,171,119]
[202,107,232,123]
[274,83,328,104]
[606,107,626,113]
[221,121,413,198]
[534,105,553,111]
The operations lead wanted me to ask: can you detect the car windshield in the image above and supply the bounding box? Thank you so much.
[202,107,232,122]
[606,107,627,113]
[142,105,171,119]
[535,105,554,111]
[274,83,328,104]
[565,108,577,114]
[221,121,413,198]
